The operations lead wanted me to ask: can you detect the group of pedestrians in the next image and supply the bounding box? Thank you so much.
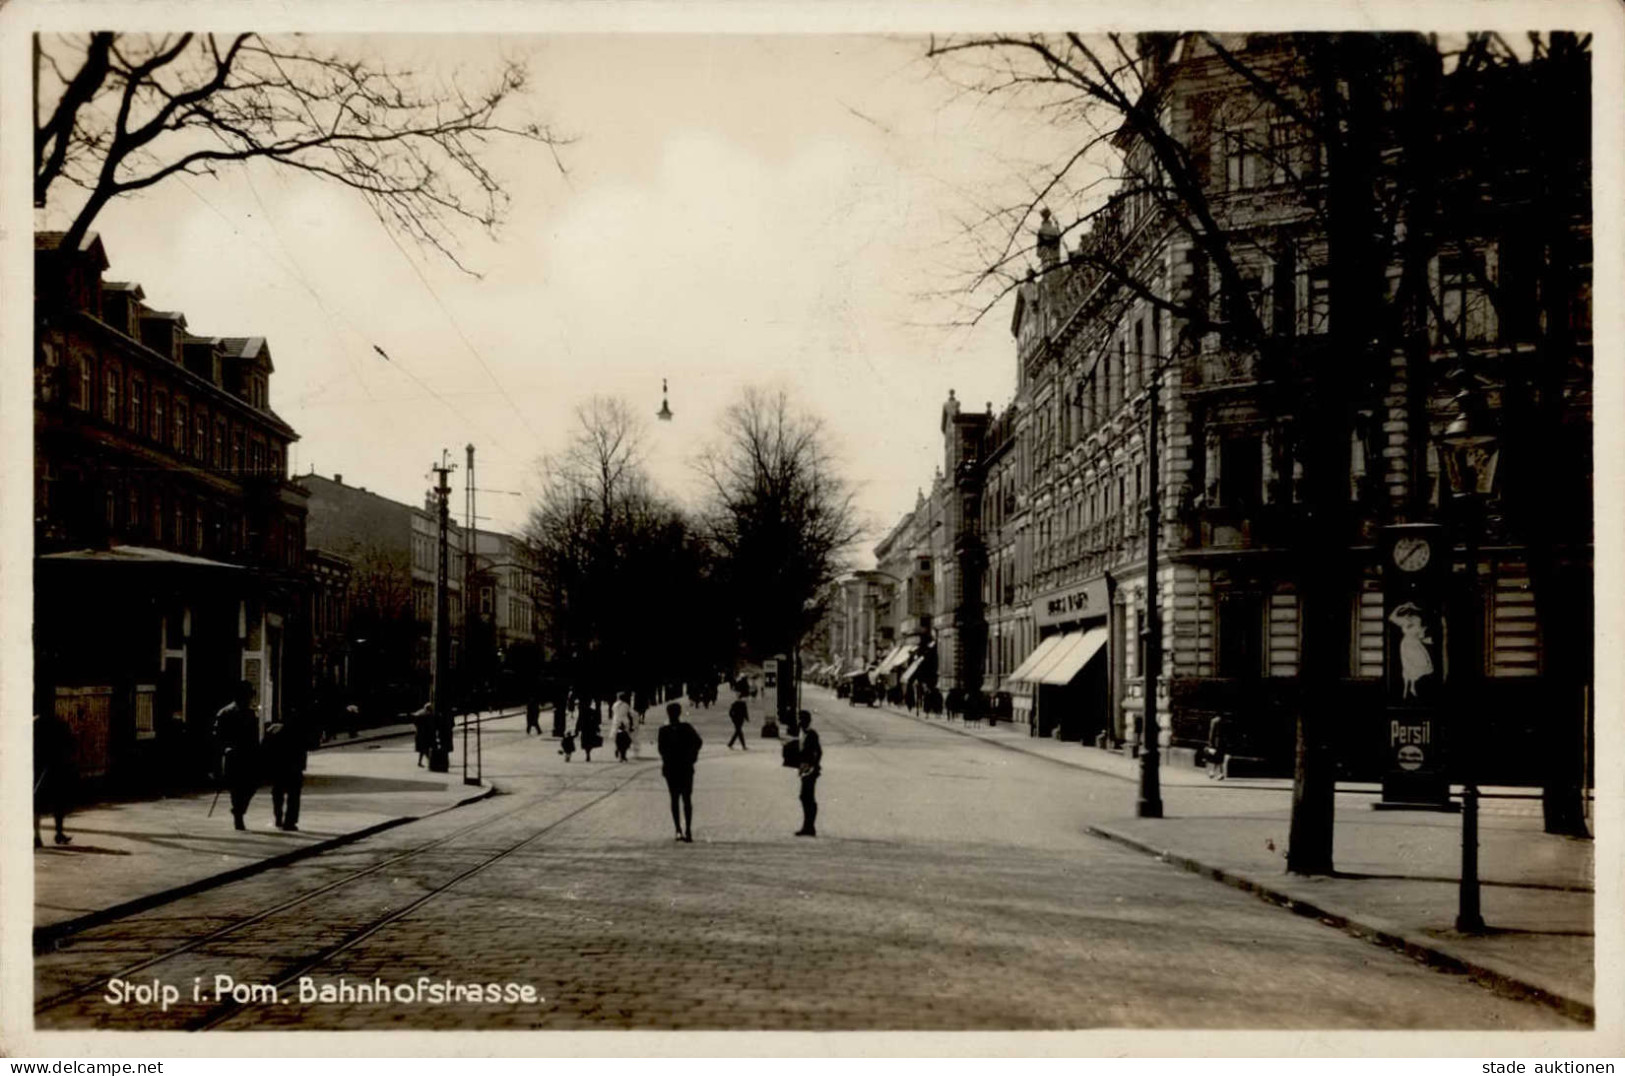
[652,693,822,842]
[213,680,308,831]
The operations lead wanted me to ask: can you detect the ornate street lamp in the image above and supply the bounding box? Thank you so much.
[657,378,673,421]
[1438,377,1499,935]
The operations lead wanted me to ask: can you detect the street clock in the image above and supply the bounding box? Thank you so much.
[1392,535,1432,572]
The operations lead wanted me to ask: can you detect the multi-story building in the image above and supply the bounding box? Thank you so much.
[894,33,1591,789]
[34,232,308,785]
[467,527,542,699]
[301,473,464,709]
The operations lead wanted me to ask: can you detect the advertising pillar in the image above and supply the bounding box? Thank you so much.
[1377,523,1452,809]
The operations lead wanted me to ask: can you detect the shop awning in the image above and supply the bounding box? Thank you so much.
[900,654,927,684]
[1007,634,1066,683]
[876,644,913,677]
[39,544,242,569]
[1035,626,1109,686]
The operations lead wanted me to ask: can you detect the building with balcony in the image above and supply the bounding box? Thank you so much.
[891,33,1590,791]
[34,232,308,787]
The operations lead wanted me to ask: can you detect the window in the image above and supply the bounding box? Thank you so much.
[1112,337,1125,410]
[194,409,208,461]
[173,400,189,454]
[1439,250,1497,345]
[232,429,244,473]
[1268,117,1317,185]
[103,363,121,423]
[129,378,145,435]
[153,392,168,444]
[151,494,164,543]
[214,419,227,468]
[1297,266,1331,336]
[1219,434,1263,508]
[70,354,93,411]
[1216,592,1265,678]
[1223,128,1259,191]
[1132,321,1145,393]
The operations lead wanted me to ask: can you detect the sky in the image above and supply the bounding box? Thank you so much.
[36,33,1082,553]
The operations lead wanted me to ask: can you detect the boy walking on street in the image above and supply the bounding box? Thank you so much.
[795,710,822,837]
[657,702,703,842]
[727,693,749,750]
[262,715,308,831]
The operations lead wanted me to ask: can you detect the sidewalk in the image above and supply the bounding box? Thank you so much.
[867,696,1595,1023]
[33,709,523,949]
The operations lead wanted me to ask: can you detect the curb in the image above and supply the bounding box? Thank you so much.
[1082,822,1595,1026]
[33,783,501,956]
[312,708,527,751]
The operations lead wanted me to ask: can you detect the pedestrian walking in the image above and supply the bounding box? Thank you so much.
[1205,714,1229,780]
[727,693,749,750]
[414,706,435,768]
[613,693,635,762]
[578,700,603,762]
[213,681,261,831]
[794,710,822,837]
[526,694,542,735]
[33,707,76,848]
[262,713,308,831]
[657,701,703,842]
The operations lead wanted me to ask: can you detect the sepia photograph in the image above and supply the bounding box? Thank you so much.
[6,0,1619,1057]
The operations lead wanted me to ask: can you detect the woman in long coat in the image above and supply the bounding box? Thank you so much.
[577,699,603,762]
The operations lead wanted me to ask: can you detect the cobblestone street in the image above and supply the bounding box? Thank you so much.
[35,690,1580,1032]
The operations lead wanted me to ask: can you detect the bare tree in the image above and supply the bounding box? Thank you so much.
[345,544,419,705]
[526,398,726,700]
[34,32,567,270]
[698,388,863,666]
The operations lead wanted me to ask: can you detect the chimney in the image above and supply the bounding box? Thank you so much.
[334,474,343,485]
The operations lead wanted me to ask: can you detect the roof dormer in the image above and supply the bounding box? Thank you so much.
[139,309,188,364]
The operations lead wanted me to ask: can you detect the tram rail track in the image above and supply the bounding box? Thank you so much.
[34,761,656,1024]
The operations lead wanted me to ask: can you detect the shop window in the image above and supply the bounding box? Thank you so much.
[1216,592,1265,678]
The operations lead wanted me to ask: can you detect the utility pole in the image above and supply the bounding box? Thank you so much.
[463,443,481,786]
[1138,366,1164,818]
[429,452,455,772]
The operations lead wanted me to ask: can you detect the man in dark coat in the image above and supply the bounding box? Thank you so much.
[262,714,308,831]
[656,701,703,842]
[727,693,749,750]
[213,680,261,831]
[795,710,822,837]
[34,708,76,847]
[525,694,542,735]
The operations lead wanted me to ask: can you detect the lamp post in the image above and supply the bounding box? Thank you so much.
[1439,381,1499,935]
[1137,365,1164,818]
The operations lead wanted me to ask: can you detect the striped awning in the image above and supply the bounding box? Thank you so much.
[1007,634,1066,683]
